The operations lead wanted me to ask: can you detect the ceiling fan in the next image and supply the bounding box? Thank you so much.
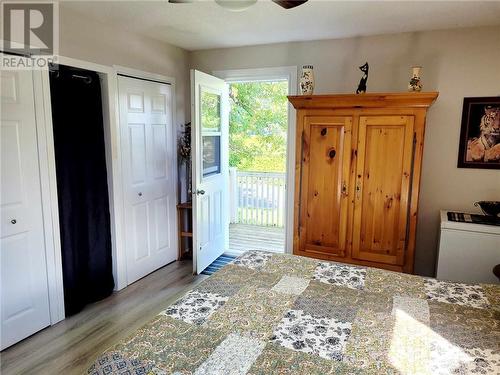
[169,0,309,11]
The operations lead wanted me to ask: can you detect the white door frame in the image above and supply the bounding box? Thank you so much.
[212,66,297,254]
[36,56,126,324]
[114,65,178,283]
[33,67,65,325]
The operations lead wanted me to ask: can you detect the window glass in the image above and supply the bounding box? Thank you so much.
[201,91,221,132]
[202,135,221,177]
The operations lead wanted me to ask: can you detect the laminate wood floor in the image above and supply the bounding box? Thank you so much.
[1,260,204,375]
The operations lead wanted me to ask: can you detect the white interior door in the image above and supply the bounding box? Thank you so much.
[191,70,229,274]
[118,76,177,284]
[1,68,51,350]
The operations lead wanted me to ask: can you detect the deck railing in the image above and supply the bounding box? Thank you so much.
[229,168,286,227]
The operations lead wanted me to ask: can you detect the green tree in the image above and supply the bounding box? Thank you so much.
[229,81,288,172]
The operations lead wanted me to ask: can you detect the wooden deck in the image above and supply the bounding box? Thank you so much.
[229,223,285,254]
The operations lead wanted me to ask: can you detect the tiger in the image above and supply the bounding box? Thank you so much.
[466,105,500,162]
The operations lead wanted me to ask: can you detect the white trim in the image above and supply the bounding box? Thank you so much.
[41,56,128,298]
[57,56,114,78]
[212,66,297,255]
[190,69,197,273]
[33,69,65,324]
[114,65,176,85]
[213,66,297,84]
[61,56,127,291]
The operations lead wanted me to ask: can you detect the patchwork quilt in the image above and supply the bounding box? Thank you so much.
[87,251,500,375]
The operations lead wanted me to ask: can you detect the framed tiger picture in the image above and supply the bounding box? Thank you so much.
[457,96,500,169]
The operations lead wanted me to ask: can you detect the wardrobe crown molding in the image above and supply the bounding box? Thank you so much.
[288,92,439,109]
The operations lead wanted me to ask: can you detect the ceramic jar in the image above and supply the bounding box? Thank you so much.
[300,65,315,95]
[408,66,423,92]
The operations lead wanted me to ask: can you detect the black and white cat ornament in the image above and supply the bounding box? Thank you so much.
[356,62,369,94]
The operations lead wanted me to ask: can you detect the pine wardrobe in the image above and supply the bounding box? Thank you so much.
[288,92,438,273]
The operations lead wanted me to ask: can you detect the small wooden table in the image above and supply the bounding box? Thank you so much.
[177,202,193,261]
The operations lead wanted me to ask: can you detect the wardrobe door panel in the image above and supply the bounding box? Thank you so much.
[299,116,352,257]
[352,115,414,265]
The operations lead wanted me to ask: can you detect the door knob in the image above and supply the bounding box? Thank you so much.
[195,189,205,195]
[10,219,17,224]
[138,192,143,197]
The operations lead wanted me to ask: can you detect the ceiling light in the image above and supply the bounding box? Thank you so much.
[215,0,258,11]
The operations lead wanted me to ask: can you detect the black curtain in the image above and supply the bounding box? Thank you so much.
[49,64,114,316]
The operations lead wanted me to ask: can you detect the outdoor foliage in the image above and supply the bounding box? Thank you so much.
[229,81,288,172]
[201,91,221,131]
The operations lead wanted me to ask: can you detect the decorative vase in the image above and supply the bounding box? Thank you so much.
[300,65,314,95]
[408,66,423,92]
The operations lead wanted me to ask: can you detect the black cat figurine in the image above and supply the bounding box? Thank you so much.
[356,62,369,94]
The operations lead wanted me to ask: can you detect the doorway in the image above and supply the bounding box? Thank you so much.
[227,80,288,254]
[191,67,296,274]
[215,67,297,256]
[49,64,114,316]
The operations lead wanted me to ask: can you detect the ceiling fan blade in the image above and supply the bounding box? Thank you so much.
[169,0,194,3]
[272,0,308,9]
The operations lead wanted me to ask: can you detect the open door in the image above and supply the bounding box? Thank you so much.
[191,70,229,274]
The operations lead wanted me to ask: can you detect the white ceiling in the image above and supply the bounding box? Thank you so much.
[61,1,500,51]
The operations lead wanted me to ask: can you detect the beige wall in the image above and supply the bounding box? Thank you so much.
[190,26,500,276]
[59,6,190,125]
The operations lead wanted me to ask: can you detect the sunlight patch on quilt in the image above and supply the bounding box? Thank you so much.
[194,333,265,375]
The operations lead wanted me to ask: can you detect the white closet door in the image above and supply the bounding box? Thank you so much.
[118,76,176,284]
[1,69,51,350]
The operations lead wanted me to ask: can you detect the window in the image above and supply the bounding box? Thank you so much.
[201,89,222,177]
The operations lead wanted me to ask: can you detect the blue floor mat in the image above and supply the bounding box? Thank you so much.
[201,254,236,275]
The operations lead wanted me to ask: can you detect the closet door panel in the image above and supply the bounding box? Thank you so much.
[154,196,171,251]
[152,124,167,180]
[352,115,414,265]
[299,116,352,257]
[132,202,150,260]
[128,123,147,186]
[0,70,51,349]
[119,76,176,285]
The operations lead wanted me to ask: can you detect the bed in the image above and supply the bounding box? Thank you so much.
[87,251,500,374]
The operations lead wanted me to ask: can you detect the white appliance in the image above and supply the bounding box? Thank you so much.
[436,210,500,284]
